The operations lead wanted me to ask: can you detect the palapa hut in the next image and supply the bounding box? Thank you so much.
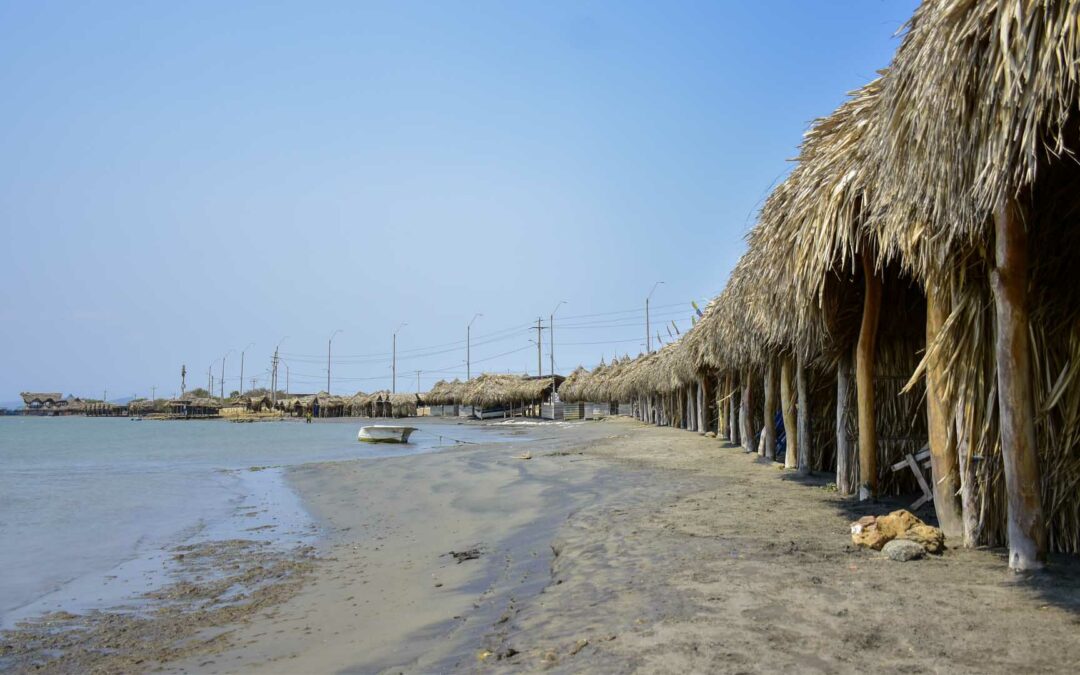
[168,397,220,418]
[128,398,169,416]
[425,379,466,416]
[459,373,562,419]
[19,393,84,416]
[558,1,1080,571]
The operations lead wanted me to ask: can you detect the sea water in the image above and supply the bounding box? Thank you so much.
[0,415,524,627]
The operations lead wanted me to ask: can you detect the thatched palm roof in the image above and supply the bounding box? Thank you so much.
[865,0,1080,281]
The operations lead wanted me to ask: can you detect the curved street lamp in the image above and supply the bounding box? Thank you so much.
[467,313,483,381]
[327,329,343,395]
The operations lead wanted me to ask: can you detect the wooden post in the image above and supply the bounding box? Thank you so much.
[955,407,980,546]
[796,356,810,475]
[741,369,754,453]
[763,361,777,460]
[991,196,1046,571]
[697,376,706,434]
[856,248,882,500]
[716,375,727,439]
[926,286,964,540]
[687,385,695,431]
[836,350,854,495]
[730,375,740,445]
[780,355,798,469]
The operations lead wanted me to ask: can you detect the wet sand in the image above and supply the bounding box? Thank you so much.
[178,418,1080,673]
[7,419,1080,673]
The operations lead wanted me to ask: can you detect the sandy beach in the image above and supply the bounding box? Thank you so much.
[171,418,1080,674]
[6,418,1080,673]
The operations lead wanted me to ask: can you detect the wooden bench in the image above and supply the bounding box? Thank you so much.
[890,446,934,510]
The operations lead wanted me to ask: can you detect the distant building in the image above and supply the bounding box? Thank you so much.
[19,392,84,416]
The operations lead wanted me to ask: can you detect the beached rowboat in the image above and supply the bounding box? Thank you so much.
[357,425,417,444]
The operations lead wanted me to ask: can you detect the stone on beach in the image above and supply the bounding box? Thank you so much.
[882,539,926,562]
[850,509,945,553]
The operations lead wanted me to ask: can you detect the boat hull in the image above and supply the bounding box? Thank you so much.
[358,425,417,444]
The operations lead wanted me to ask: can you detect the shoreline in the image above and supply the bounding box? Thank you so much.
[5,419,1080,673]
[175,418,1080,674]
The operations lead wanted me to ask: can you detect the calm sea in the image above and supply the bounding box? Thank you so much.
[0,415,523,627]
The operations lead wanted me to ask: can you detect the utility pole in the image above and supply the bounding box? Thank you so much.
[467,314,482,381]
[180,365,186,397]
[250,377,257,392]
[103,388,107,403]
[646,281,664,353]
[415,370,422,394]
[535,317,544,378]
[207,365,212,399]
[285,362,290,397]
[270,352,277,403]
[392,323,407,394]
[327,330,342,395]
[240,343,253,396]
[151,386,156,403]
[220,350,232,399]
[550,301,566,381]
[272,337,287,406]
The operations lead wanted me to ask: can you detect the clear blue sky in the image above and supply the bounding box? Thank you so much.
[0,0,919,403]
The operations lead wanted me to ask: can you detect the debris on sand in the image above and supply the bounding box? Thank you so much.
[446,547,484,564]
[850,510,945,554]
[515,451,532,460]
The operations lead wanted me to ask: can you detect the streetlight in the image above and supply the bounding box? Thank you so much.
[392,323,407,394]
[327,329,343,395]
[220,350,233,399]
[239,342,254,397]
[467,313,483,381]
[550,301,567,380]
[646,281,664,353]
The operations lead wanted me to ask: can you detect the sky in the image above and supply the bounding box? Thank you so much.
[0,0,920,404]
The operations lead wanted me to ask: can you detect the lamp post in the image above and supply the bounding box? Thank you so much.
[393,323,407,394]
[550,301,566,380]
[646,281,664,353]
[467,313,482,381]
[327,330,342,395]
[239,342,254,396]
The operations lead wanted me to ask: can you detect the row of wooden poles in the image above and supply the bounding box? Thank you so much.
[623,209,1039,571]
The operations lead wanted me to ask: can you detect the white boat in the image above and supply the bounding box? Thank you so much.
[358,425,418,444]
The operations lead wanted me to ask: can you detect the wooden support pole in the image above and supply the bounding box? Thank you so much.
[687,385,695,431]
[716,375,727,439]
[780,355,798,469]
[856,248,882,500]
[730,374,740,445]
[697,376,706,434]
[763,361,777,460]
[796,356,810,475]
[926,286,964,541]
[741,369,754,453]
[836,350,855,495]
[955,406,979,546]
[991,196,1046,571]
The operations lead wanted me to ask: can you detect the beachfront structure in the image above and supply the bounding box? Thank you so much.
[128,398,170,416]
[167,397,220,418]
[456,373,563,419]
[426,379,466,417]
[19,392,83,416]
[557,1,1080,570]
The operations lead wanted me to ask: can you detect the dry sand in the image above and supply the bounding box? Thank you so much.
[7,419,1080,673]
[173,418,1080,674]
